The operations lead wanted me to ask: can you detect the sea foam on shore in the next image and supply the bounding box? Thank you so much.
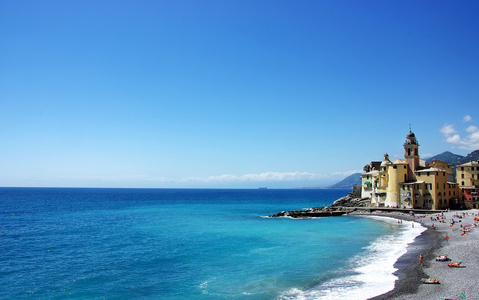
[389,209,479,300]
[278,216,426,300]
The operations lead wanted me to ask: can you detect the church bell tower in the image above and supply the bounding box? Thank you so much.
[403,129,419,181]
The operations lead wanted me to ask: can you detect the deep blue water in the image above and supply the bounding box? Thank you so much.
[0,188,424,299]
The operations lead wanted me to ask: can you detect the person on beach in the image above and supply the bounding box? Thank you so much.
[445,235,449,242]
[419,253,424,266]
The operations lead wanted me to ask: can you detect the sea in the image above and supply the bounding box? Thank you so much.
[0,188,426,300]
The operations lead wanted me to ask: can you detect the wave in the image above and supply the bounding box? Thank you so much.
[277,216,426,300]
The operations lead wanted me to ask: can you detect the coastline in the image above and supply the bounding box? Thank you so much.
[353,210,479,300]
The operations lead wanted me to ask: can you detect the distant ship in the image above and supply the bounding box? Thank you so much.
[258,187,267,190]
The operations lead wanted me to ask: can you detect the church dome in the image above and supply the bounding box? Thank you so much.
[381,153,392,166]
[405,130,418,145]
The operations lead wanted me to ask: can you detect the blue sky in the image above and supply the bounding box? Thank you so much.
[1,1,478,188]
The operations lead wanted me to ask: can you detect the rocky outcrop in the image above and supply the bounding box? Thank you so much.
[330,196,370,207]
[268,185,370,218]
[330,185,371,207]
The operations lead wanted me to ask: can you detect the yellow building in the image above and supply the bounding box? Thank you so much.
[415,169,458,210]
[456,161,479,209]
[361,130,458,210]
[457,161,479,187]
[426,160,454,175]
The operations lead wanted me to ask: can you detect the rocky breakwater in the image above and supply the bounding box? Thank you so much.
[269,207,346,218]
[268,186,369,218]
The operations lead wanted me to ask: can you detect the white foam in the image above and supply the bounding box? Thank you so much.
[277,216,426,300]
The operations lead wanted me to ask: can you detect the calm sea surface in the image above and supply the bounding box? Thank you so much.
[0,188,425,299]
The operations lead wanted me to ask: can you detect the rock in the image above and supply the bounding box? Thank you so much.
[330,185,370,207]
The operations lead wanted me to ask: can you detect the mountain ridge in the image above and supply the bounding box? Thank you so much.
[426,149,479,167]
[327,173,361,189]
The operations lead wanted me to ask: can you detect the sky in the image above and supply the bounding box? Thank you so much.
[1,1,479,188]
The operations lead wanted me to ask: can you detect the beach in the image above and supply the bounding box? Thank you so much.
[364,209,479,300]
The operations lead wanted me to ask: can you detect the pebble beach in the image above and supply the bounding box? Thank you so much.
[365,209,479,300]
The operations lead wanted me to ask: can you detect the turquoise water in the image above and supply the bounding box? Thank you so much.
[0,188,424,299]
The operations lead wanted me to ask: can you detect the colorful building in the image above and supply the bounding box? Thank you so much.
[361,130,459,210]
[456,161,479,209]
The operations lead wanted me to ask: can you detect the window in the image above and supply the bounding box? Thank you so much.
[462,174,465,178]
[427,172,430,176]
[393,166,397,169]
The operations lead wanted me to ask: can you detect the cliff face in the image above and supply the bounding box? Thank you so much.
[330,185,370,207]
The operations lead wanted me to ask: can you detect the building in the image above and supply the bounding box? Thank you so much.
[361,130,459,210]
[456,161,479,209]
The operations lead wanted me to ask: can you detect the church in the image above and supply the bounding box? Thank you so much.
[361,130,459,210]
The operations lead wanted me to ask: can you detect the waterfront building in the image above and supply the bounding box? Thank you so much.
[456,161,479,209]
[361,130,459,210]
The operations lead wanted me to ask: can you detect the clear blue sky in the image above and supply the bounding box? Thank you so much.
[1,1,478,188]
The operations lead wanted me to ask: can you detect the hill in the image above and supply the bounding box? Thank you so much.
[458,150,479,165]
[425,151,464,166]
[327,173,361,189]
[426,150,479,167]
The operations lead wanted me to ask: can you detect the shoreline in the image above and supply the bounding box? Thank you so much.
[352,210,479,300]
